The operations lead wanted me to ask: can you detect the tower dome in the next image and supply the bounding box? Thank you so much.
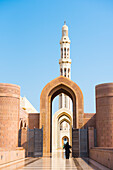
[62,21,68,37]
[62,23,68,31]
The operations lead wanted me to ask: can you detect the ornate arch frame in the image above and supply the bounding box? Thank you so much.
[62,136,69,147]
[40,76,84,155]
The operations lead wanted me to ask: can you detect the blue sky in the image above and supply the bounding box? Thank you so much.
[0,0,113,113]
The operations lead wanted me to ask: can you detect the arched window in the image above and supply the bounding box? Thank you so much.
[61,48,63,58]
[64,68,66,77]
[68,68,70,78]
[24,122,27,128]
[20,120,23,129]
[67,48,69,58]
[60,123,62,130]
[64,48,66,58]
[60,68,63,76]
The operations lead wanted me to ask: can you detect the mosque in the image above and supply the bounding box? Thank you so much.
[0,23,113,169]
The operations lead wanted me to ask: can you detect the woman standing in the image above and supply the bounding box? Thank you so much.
[64,142,71,159]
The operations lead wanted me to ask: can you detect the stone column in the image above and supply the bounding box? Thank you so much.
[0,83,20,150]
[96,83,113,147]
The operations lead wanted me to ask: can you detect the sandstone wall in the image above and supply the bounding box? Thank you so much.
[28,113,40,129]
[89,147,113,169]
[0,83,20,149]
[96,83,113,147]
[21,129,27,156]
[0,148,25,165]
[84,113,96,128]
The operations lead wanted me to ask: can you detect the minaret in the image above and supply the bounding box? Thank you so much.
[59,22,72,110]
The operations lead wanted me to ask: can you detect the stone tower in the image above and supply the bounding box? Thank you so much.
[59,22,72,110]
[0,83,20,149]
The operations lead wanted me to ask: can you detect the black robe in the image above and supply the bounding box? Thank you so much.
[64,143,71,159]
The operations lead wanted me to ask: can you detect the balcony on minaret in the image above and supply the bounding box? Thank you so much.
[59,58,71,65]
[60,37,70,44]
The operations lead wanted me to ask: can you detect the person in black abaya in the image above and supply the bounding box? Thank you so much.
[64,142,71,159]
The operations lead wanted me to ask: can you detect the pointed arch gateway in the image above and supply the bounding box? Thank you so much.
[40,76,84,155]
[62,136,69,147]
[52,109,72,150]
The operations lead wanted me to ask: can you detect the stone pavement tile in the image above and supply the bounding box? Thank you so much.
[0,158,40,170]
[18,150,110,170]
[73,158,94,170]
[19,157,77,170]
[18,150,76,170]
[84,158,110,170]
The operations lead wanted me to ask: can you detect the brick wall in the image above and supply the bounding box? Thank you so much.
[96,83,113,147]
[21,128,27,156]
[0,148,25,165]
[88,127,94,150]
[89,147,113,169]
[0,83,20,150]
[84,113,96,129]
[28,113,40,129]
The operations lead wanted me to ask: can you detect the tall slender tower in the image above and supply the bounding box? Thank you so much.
[59,22,72,110]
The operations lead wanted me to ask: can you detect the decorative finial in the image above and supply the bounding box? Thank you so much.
[64,21,66,25]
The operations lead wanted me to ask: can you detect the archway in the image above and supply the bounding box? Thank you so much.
[24,121,27,128]
[40,76,84,155]
[62,136,69,148]
[19,120,23,129]
[59,118,70,149]
[52,108,72,150]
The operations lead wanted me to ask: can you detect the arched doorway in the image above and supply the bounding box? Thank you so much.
[62,136,69,148]
[19,120,23,129]
[52,108,72,150]
[60,119,70,149]
[40,76,84,155]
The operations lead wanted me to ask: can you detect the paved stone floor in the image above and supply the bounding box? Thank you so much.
[17,150,109,170]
